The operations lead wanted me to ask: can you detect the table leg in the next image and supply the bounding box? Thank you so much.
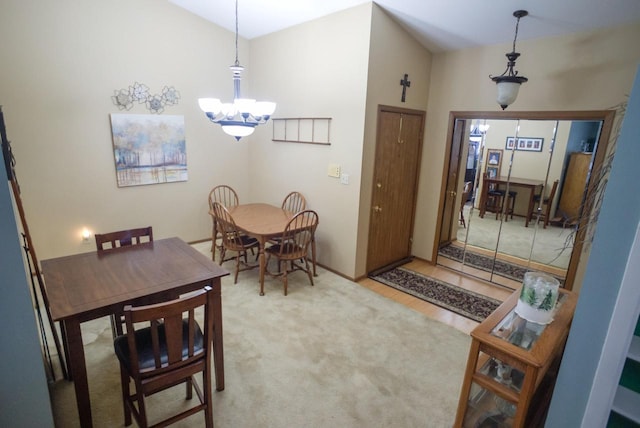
[259,239,266,296]
[525,185,537,227]
[211,278,225,391]
[64,318,93,428]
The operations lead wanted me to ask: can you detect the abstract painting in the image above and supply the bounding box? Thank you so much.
[110,114,187,187]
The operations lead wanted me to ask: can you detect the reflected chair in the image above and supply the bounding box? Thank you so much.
[113,286,215,428]
[95,226,154,338]
[208,185,240,262]
[282,191,307,214]
[459,181,472,228]
[211,201,259,283]
[529,179,559,228]
[265,210,318,296]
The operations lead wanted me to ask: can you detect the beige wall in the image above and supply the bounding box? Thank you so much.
[355,4,432,277]
[0,0,253,260]
[247,4,373,276]
[413,21,640,263]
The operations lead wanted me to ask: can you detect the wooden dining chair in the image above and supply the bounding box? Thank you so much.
[95,226,154,338]
[529,179,559,228]
[265,210,318,296]
[113,286,215,428]
[281,191,307,214]
[211,201,259,284]
[208,185,240,262]
[95,226,153,251]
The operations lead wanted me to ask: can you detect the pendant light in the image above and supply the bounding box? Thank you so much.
[198,0,276,141]
[490,10,529,110]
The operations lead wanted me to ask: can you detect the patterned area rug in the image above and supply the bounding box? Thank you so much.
[370,267,502,322]
[438,244,565,286]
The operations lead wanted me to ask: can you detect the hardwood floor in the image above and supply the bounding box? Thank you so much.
[357,259,514,335]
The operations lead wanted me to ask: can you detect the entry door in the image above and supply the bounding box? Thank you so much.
[366,106,425,273]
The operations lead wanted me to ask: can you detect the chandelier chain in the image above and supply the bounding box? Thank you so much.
[512,17,520,53]
[234,0,239,66]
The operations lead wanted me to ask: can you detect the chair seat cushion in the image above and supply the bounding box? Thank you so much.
[114,319,203,372]
[266,242,305,257]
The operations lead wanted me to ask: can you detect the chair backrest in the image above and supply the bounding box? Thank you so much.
[119,286,213,378]
[208,185,239,210]
[211,202,246,251]
[95,226,153,251]
[275,210,318,259]
[546,179,559,204]
[282,191,307,214]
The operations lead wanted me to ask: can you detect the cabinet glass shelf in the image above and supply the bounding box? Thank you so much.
[490,294,567,350]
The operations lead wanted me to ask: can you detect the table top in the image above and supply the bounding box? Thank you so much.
[486,176,544,187]
[42,237,228,321]
[225,203,294,238]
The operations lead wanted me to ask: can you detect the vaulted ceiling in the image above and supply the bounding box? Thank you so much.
[170,0,640,53]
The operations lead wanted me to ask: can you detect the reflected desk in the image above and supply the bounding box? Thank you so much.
[42,237,228,428]
[224,203,318,295]
[479,176,543,227]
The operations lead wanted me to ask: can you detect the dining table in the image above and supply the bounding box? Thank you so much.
[41,237,229,428]
[223,203,318,296]
[478,176,544,227]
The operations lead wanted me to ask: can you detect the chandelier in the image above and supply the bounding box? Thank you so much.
[198,0,276,141]
[489,10,529,110]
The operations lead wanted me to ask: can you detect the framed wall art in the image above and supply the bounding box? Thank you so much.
[506,136,544,152]
[110,114,187,187]
[486,148,502,177]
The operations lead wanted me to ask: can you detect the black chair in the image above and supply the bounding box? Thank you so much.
[113,286,215,428]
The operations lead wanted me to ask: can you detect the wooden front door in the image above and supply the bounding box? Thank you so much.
[366,105,425,273]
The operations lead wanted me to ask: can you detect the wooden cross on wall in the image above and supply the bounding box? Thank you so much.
[400,73,411,102]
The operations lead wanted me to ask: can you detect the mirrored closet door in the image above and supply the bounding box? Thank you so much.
[437,111,613,291]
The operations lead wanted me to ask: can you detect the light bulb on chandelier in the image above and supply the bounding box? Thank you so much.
[198,0,276,140]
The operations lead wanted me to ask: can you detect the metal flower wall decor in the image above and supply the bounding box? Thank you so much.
[111,82,180,114]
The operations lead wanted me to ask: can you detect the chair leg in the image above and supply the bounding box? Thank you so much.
[186,377,193,400]
[234,254,240,284]
[305,258,314,286]
[119,366,132,426]
[283,269,288,296]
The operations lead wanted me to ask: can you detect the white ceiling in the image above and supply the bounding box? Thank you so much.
[169,0,640,53]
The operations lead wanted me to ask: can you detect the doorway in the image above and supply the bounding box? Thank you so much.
[434,110,615,291]
[366,105,425,273]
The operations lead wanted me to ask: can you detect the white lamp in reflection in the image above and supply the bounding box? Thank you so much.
[490,10,529,110]
[198,0,276,141]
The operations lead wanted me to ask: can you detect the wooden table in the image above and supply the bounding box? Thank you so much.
[479,176,543,227]
[42,237,228,428]
[225,203,317,295]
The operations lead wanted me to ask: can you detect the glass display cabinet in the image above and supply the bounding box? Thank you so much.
[454,287,577,427]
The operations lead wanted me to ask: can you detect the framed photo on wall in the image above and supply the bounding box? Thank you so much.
[506,136,544,152]
[486,148,502,177]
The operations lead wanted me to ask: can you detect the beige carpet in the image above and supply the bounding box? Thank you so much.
[48,242,471,427]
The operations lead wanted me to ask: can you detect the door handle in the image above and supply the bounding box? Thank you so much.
[373,205,383,213]
[449,190,457,198]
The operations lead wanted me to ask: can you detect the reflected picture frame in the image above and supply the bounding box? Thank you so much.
[486,149,502,177]
[506,136,544,152]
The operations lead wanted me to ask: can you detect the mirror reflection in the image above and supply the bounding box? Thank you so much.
[438,116,602,290]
